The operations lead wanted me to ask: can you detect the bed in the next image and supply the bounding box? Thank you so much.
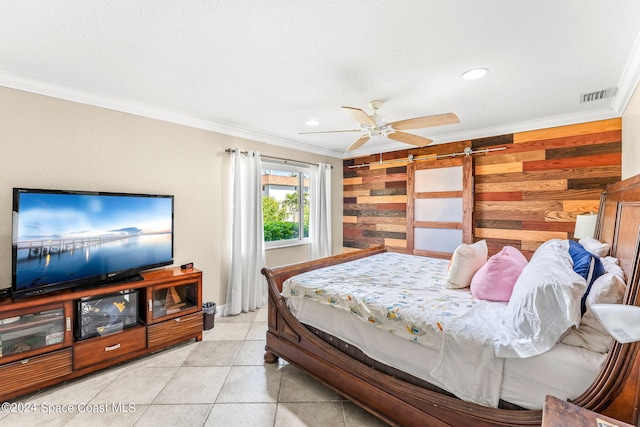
[261,173,640,427]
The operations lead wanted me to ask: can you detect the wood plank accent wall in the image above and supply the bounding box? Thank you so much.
[343,119,622,258]
[343,150,412,251]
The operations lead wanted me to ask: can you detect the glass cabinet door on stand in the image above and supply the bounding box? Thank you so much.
[0,302,72,363]
[147,281,199,323]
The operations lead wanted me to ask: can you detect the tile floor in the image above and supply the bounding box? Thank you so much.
[0,308,389,426]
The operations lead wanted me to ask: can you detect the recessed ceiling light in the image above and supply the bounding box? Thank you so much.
[305,119,320,126]
[462,68,489,81]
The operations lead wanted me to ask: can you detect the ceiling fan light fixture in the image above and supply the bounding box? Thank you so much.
[462,68,489,81]
[371,114,389,128]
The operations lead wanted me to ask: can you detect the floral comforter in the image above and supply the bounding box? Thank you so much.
[281,251,507,407]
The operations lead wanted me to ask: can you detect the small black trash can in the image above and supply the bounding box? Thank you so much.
[203,302,216,330]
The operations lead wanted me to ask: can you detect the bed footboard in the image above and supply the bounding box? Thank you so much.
[261,246,387,365]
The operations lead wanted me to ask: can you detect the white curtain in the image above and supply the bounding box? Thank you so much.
[309,162,332,259]
[225,149,267,315]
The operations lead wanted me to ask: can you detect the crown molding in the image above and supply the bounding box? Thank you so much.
[0,70,627,161]
[612,31,640,115]
[0,71,345,159]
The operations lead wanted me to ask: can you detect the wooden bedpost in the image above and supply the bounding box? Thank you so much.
[264,351,279,363]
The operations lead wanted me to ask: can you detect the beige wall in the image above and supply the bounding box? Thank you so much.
[265,244,311,267]
[0,87,343,306]
[623,82,640,179]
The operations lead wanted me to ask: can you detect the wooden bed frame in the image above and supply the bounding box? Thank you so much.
[261,173,640,427]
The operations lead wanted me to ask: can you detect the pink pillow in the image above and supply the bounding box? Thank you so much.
[470,246,528,302]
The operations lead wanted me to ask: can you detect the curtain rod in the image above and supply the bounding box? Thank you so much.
[225,148,333,169]
[347,146,507,168]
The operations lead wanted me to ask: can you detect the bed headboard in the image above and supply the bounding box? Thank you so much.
[574,173,640,421]
[595,173,640,306]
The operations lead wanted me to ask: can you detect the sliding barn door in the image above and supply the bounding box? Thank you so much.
[407,156,473,259]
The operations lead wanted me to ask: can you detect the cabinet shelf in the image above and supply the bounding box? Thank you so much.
[0,307,66,359]
[0,313,64,334]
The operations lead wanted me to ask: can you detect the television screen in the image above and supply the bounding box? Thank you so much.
[12,188,174,298]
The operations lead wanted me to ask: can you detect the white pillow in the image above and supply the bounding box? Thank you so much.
[561,272,626,353]
[601,256,626,282]
[579,236,610,258]
[446,240,488,289]
[494,239,587,358]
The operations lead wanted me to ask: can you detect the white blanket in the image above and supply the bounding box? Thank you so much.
[282,252,507,406]
[429,300,506,406]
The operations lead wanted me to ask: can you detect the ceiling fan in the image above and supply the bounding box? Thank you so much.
[300,100,460,151]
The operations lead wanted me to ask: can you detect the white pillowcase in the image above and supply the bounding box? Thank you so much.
[561,272,626,353]
[601,256,626,282]
[579,236,610,258]
[446,240,488,289]
[494,239,587,358]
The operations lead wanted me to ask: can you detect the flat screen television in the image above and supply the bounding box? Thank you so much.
[11,188,174,299]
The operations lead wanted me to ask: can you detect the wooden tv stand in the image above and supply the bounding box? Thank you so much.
[0,267,203,402]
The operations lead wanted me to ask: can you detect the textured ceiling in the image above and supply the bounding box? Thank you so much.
[1,1,639,158]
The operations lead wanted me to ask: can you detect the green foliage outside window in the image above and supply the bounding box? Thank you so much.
[262,196,286,222]
[263,194,309,241]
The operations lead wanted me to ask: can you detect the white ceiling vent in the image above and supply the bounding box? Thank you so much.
[580,87,618,103]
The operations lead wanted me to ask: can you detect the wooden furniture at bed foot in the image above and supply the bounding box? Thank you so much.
[0,267,203,402]
[542,395,634,427]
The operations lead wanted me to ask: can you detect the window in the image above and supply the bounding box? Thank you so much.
[262,161,310,247]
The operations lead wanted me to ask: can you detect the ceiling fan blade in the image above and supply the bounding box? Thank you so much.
[390,112,460,131]
[387,131,433,147]
[342,106,377,127]
[346,135,371,151]
[298,129,361,135]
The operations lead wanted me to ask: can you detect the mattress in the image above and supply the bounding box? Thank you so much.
[287,297,605,409]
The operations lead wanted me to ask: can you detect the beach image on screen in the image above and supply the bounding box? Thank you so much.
[14,192,173,291]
